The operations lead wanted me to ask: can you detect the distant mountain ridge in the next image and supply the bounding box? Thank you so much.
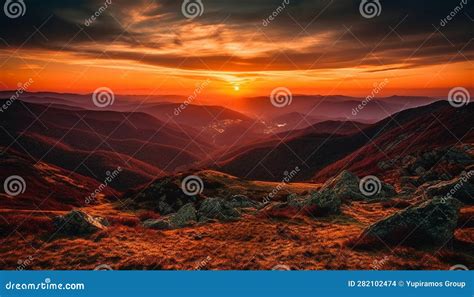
[213,101,474,182]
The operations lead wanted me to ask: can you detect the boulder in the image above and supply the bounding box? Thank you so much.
[356,197,462,247]
[143,203,197,230]
[442,147,472,165]
[198,198,240,222]
[227,195,258,209]
[426,172,474,204]
[54,210,107,235]
[377,160,393,170]
[143,218,173,230]
[129,176,200,215]
[287,193,308,209]
[320,171,395,201]
[287,190,341,216]
[304,189,342,215]
[170,203,197,227]
[321,171,363,201]
[402,147,472,183]
[261,190,341,218]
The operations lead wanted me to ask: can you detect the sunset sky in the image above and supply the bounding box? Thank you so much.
[0,0,472,100]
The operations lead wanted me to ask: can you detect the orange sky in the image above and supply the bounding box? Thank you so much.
[0,1,472,101]
[1,47,471,100]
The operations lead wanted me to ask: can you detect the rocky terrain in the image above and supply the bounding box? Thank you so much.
[0,162,472,270]
[0,101,472,270]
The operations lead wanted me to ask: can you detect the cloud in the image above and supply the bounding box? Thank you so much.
[0,0,472,72]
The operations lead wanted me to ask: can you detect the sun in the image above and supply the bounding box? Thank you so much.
[233,85,240,92]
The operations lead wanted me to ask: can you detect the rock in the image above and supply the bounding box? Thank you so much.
[443,147,472,164]
[426,172,474,204]
[157,200,175,215]
[143,218,173,230]
[227,195,258,208]
[320,170,395,201]
[262,190,341,218]
[287,193,308,208]
[319,171,367,201]
[377,161,392,170]
[415,166,426,175]
[287,190,341,216]
[356,197,462,247]
[170,203,197,227]
[96,217,110,227]
[143,203,197,230]
[198,198,240,222]
[54,210,107,235]
[262,171,396,219]
[129,176,200,215]
[304,189,342,215]
[401,147,473,184]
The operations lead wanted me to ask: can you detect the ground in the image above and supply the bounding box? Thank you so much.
[1,196,472,270]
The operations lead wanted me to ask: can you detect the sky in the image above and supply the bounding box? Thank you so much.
[0,0,472,100]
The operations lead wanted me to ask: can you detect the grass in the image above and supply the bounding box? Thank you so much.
[0,200,471,270]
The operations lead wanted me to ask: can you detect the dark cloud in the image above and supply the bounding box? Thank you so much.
[0,0,472,71]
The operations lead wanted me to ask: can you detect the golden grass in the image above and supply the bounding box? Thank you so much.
[1,202,471,270]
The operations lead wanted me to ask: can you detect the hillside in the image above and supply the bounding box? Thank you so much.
[214,101,474,182]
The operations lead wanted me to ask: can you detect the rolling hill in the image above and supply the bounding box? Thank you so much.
[214,101,474,182]
[0,100,214,190]
[0,148,119,210]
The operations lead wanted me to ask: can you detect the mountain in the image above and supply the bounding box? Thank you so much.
[214,101,474,182]
[0,100,215,189]
[133,103,267,146]
[239,95,437,123]
[275,120,370,140]
[0,91,186,110]
[7,92,269,148]
[0,148,119,210]
[314,102,474,182]
[269,112,329,132]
